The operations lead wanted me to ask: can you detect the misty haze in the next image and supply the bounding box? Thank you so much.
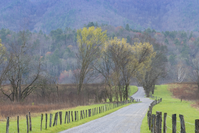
[0,0,198,133]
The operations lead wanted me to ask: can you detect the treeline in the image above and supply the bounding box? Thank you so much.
[1,22,199,103]
[0,25,168,103]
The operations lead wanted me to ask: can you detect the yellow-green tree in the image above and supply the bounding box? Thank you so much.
[74,26,107,94]
[104,37,155,100]
[0,39,7,63]
[0,39,15,100]
[0,39,8,85]
[134,34,167,97]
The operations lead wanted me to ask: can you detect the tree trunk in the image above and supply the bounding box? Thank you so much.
[118,85,123,101]
[145,87,150,97]
[152,85,155,94]
[18,68,22,102]
[125,84,129,100]
[109,92,112,102]
[197,82,199,93]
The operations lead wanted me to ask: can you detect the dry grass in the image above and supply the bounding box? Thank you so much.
[0,104,72,118]
[0,84,109,119]
[168,83,199,111]
[169,83,199,100]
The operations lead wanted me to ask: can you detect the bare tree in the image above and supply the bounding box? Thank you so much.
[93,52,114,102]
[34,74,57,100]
[1,31,41,102]
[176,62,187,83]
[0,40,13,87]
[191,58,199,91]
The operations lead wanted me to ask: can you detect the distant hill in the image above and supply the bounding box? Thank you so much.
[0,0,199,32]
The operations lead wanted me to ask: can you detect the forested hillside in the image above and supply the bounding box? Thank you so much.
[0,25,198,84]
[0,0,199,32]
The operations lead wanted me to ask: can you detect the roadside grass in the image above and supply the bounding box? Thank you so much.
[0,86,138,133]
[141,85,199,133]
[41,103,133,133]
[0,103,133,133]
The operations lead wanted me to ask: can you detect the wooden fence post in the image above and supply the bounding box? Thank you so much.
[53,113,56,126]
[68,111,70,123]
[89,109,91,117]
[172,114,176,133]
[179,114,186,133]
[59,112,62,125]
[40,114,43,131]
[80,110,82,120]
[75,111,77,121]
[26,115,29,133]
[195,119,199,133]
[163,113,167,133]
[65,111,67,124]
[6,117,9,133]
[156,111,162,133]
[56,112,58,125]
[71,111,73,122]
[152,114,156,133]
[49,114,52,127]
[45,113,48,129]
[77,111,79,121]
[147,111,151,130]
[17,116,19,133]
[29,112,32,131]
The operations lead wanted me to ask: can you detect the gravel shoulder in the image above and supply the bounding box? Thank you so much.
[60,87,152,133]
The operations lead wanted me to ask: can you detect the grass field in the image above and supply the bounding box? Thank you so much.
[141,85,199,133]
[0,86,138,133]
[129,86,138,96]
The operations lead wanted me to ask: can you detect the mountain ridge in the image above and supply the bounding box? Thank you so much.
[0,0,199,32]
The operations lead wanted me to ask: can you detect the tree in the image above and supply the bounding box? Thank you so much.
[104,37,134,100]
[1,31,41,102]
[86,22,95,28]
[137,51,167,96]
[176,62,187,83]
[133,33,166,97]
[73,26,107,94]
[34,74,57,100]
[125,24,130,31]
[164,38,169,44]
[190,58,199,91]
[93,50,114,102]
[104,37,155,100]
[0,39,12,86]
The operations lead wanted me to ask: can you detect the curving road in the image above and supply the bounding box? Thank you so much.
[60,87,152,133]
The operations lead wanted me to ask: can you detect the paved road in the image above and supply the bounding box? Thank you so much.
[60,87,152,133]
